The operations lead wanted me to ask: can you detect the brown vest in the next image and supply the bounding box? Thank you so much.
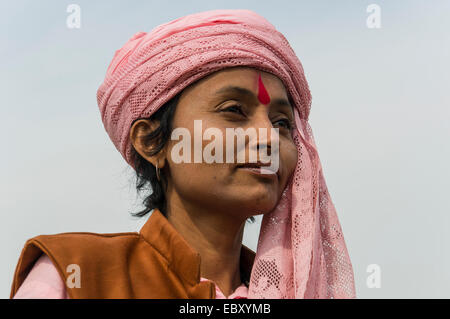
[10,208,255,299]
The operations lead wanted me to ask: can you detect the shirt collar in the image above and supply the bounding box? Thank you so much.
[139,208,255,287]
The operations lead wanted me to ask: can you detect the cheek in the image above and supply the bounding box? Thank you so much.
[167,160,234,208]
[169,162,214,189]
[165,127,233,198]
[280,141,298,181]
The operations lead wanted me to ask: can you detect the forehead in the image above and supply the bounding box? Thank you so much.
[181,66,289,99]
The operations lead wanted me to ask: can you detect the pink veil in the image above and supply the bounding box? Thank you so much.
[248,109,356,298]
[97,9,356,298]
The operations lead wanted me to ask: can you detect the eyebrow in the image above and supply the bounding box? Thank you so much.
[214,85,293,110]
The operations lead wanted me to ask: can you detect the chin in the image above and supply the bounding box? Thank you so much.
[232,189,279,214]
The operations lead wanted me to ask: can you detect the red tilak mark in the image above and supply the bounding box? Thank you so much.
[257,74,271,105]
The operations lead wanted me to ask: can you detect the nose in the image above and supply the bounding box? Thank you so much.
[249,111,276,158]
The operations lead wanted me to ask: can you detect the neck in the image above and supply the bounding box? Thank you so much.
[166,195,246,298]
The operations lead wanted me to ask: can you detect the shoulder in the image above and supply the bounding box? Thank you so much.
[24,231,141,257]
[21,231,142,268]
[30,230,140,244]
[30,230,140,248]
[10,231,143,298]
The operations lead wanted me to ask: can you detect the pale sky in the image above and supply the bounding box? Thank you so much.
[1,0,449,298]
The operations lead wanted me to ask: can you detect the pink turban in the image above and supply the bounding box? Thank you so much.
[97,9,356,298]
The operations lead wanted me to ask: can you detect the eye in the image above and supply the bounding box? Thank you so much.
[273,118,293,130]
[220,104,246,116]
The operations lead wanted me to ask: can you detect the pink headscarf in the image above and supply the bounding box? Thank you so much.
[97,9,356,298]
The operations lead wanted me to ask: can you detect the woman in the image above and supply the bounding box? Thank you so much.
[11,9,356,299]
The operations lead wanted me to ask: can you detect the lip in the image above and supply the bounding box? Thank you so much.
[236,162,279,179]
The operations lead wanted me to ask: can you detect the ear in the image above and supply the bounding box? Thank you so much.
[129,119,166,168]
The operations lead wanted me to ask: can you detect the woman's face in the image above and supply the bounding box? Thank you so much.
[164,67,298,219]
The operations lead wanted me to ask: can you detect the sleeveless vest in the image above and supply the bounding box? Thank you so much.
[10,209,255,299]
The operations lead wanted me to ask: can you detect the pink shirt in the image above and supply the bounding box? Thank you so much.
[13,255,248,299]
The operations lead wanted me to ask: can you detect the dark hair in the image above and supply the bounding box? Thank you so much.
[130,93,255,223]
[129,92,180,218]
